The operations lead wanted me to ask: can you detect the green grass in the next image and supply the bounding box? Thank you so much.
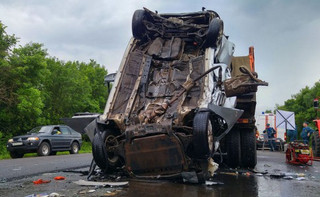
[0,141,92,160]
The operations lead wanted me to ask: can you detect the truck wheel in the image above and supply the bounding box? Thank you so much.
[9,151,24,159]
[225,128,241,168]
[204,18,223,48]
[240,128,257,168]
[132,9,146,40]
[192,111,214,159]
[70,142,79,154]
[92,131,109,171]
[37,142,51,156]
[312,131,320,157]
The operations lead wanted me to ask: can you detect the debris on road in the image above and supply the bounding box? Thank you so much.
[296,177,306,181]
[181,171,199,184]
[270,173,285,179]
[33,179,51,184]
[219,172,239,176]
[49,192,61,197]
[104,190,120,196]
[73,179,129,187]
[54,176,66,180]
[25,193,48,197]
[205,181,224,186]
[208,158,219,177]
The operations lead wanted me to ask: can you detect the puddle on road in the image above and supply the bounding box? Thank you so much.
[1,168,320,197]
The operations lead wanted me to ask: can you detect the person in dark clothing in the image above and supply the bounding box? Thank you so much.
[300,122,314,145]
[287,129,297,142]
[263,123,276,151]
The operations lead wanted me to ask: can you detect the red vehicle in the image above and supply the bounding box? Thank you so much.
[286,141,313,165]
[312,119,320,158]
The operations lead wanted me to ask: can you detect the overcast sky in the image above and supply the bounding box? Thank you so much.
[1,0,320,114]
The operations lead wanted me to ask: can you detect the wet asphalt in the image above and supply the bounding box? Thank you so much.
[0,153,92,181]
[0,151,320,197]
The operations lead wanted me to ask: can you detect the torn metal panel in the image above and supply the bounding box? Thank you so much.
[124,134,186,175]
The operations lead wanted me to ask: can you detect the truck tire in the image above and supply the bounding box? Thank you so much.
[192,111,214,159]
[92,131,109,171]
[225,128,241,168]
[240,128,257,168]
[204,18,223,48]
[132,9,146,40]
[312,131,320,157]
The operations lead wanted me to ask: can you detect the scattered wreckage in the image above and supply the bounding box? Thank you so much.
[64,7,268,182]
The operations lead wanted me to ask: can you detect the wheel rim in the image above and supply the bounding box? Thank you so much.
[73,144,78,153]
[105,135,119,163]
[207,120,214,152]
[42,144,49,155]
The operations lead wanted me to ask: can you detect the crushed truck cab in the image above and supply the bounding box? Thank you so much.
[70,8,268,179]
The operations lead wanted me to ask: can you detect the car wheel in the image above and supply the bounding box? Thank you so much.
[103,130,122,168]
[70,142,79,154]
[240,128,257,168]
[92,130,122,172]
[50,151,57,155]
[132,9,146,40]
[9,151,24,159]
[192,111,214,159]
[204,18,224,49]
[92,131,109,171]
[224,128,241,168]
[312,131,320,157]
[37,142,51,156]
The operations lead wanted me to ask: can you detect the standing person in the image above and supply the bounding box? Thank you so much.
[300,122,314,145]
[287,129,297,142]
[263,123,276,151]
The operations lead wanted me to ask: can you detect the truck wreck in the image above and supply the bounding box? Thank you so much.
[66,8,268,181]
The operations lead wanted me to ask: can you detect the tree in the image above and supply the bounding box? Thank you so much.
[277,82,320,136]
[0,21,108,136]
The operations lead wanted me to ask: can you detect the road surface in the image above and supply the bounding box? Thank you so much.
[0,153,92,181]
[1,151,320,197]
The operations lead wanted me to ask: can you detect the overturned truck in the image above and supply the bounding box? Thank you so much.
[70,8,268,179]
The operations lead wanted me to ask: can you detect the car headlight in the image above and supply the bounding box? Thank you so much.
[27,137,39,141]
[8,139,13,143]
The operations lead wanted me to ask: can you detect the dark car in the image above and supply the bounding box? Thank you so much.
[7,125,82,158]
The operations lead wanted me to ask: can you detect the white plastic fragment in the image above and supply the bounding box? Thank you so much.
[74,179,128,187]
[205,181,224,186]
[208,158,219,177]
[49,193,60,197]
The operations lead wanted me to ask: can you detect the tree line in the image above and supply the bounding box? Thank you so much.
[0,22,109,138]
[277,82,320,133]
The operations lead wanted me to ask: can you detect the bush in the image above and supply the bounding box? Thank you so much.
[0,131,12,159]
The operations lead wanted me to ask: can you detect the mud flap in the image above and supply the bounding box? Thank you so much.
[207,104,243,141]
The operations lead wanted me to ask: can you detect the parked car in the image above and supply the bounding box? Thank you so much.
[7,125,82,159]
